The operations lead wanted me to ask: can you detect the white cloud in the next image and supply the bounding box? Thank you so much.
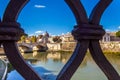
[35,30,44,34]
[118,26,120,29]
[29,34,34,36]
[34,5,46,8]
[61,33,64,35]
[105,29,111,32]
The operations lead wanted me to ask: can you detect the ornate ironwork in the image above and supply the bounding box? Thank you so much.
[0,0,120,80]
[0,0,41,80]
[57,0,120,80]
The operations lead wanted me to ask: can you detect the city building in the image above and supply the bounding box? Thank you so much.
[60,32,75,42]
[102,32,120,42]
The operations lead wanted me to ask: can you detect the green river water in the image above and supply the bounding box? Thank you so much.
[7,52,120,80]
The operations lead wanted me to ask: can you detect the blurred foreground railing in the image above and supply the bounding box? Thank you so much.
[0,0,120,80]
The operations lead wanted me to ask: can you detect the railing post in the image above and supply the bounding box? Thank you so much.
[57,0,120,80]
[0,0,120,80]
[0,0,41,80]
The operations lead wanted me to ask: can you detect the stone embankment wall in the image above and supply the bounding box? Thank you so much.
[61,42,76,51]
[47,42,120,52]
[47,42,76,51]
[47,43,62,51]
[100,42,120,52]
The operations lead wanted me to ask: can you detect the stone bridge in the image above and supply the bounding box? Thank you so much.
[18,43,48,53]
[18,43,46,48]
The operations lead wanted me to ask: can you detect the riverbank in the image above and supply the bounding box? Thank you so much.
[47,42,120,54]
[1,41,120,54]
[47,50,120,55]
[6,52,120,80]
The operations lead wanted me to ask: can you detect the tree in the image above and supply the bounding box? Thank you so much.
[31,36,37,43]
[116,31,120,37]
[53,36,62,43]
[20,35,26,43]
[38,35,43,39]
[24,33,28,37]
[20,34,28,43]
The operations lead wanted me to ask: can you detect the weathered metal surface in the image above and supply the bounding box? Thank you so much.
[0,0,41,80]
[3,42,41,80]
[57,41,89,80]
[89,41,120,80]
[57,0,120,80]
[0,0,120,80]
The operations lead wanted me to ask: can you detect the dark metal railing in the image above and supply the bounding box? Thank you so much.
[0,0,120,80]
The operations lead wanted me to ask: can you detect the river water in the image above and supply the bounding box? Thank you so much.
[7,52,120,80]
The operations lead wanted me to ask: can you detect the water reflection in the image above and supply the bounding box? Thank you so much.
[8,52,120,80]
[105,54,120,72]
[23,51,72,64]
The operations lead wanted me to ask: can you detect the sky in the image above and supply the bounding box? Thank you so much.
[0,0,120,36]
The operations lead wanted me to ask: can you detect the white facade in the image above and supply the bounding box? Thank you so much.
[102,33,111,42]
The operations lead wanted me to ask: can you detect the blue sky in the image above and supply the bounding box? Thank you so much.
[0,0,120,36]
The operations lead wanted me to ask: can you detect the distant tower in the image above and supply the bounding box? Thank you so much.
[43,31,49,44]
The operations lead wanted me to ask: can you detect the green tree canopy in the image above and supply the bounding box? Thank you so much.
[38,35,43,39]
[31,36,37,43]
[21,35,27,42]
[24,33,28,37]
[53,36,62,43]
[116,31,120,37]
[20,34,28,42]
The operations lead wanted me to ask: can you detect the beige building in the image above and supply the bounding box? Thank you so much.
[47,43,61,51]
[102,32,120,42]
[61,32,120,42]
[102,32,111,42]
[61,32,75,42]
